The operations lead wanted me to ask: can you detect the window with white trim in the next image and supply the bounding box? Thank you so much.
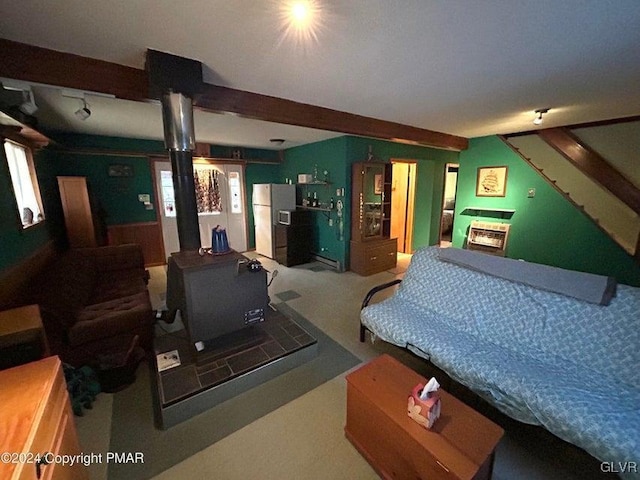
[3,139,45,228]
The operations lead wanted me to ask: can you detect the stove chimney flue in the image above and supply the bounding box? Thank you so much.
[162,91,196,152]
[160,91,201,251]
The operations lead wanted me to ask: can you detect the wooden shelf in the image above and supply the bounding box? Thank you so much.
[461,207,515,219]
[297,204,333,212]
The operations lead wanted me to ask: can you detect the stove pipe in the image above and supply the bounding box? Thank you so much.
[161,91,201,251]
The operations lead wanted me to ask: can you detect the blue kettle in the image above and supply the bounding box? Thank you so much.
[211,225,230,253]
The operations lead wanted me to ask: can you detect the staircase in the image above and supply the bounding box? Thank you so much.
[502,123,640,261]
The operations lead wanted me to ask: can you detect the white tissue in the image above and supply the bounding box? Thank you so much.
[419,377,440,400]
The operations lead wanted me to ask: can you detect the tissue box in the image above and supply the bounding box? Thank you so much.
[407,383,441,429]
[298,174,313,184]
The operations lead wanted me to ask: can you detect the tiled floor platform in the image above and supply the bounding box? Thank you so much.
[152,307,318,428]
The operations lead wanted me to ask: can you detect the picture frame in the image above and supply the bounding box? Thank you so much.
[476,166,508,197]
[374,174,383,195]
[108,164,134,177]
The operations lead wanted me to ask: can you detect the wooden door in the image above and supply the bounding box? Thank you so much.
[390,161,416,253]
[57,176,97,248]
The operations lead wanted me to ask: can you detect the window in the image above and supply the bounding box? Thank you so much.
[3,139,45,228]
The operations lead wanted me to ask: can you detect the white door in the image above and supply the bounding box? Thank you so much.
[154,161,248,259]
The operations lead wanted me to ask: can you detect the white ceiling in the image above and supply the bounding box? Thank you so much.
[1,0,640,148]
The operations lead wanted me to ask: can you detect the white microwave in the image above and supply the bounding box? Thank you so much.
[278,210,293,225]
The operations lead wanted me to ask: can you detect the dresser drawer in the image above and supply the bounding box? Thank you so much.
[368,243,397,271]
[0,357,88,480]
[350,238,397,276]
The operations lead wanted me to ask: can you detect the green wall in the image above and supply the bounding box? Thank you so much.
[8,132,636,285]
[39,150,158,226]
[0,138,60,272]
[280,136,459,270]
[281,137,349,267]
[344,136,459,251]
[455,136,640,286]
[0,155,54,271]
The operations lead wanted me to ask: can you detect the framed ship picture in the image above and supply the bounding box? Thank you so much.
[476,166,508,197]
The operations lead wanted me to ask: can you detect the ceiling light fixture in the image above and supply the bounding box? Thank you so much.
[75,99,91,120]
[279,0,324,46]
[18,90,38,115]
[533,108,549,125]
[270,138,285,146]
[1,80,38,115]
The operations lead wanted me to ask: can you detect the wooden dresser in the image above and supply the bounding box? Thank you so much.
[0,356,88,480]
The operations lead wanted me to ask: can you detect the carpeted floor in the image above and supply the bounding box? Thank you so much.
[108,303,360,480]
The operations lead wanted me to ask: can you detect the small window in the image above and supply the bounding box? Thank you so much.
[3,139,45,228]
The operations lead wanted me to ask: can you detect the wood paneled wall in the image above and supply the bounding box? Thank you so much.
[0,241,58,311]
[107,222,165,266]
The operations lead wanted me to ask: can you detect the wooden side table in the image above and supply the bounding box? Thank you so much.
[345,354,504,480]
[0,305,50,368]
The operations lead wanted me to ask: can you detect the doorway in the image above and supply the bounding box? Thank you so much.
[153,160,248,258]
[439,163,459,247]
[390,160,417,253]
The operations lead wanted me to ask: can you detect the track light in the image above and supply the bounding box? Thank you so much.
[533,108,549,125]
[1,80,38,115]
[75,99,91,120]
[18,90,38,115]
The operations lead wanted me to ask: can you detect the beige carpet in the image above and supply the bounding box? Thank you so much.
[151,371,377,480]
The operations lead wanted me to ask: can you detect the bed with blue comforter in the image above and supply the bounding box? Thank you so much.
[361,246,640,477]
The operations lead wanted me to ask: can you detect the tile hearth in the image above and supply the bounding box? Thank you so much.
[152,307,318,428]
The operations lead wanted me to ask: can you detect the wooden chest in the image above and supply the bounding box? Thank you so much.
[345,355,503,480]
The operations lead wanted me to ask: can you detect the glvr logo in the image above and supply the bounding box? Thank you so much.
[601,462,638,473]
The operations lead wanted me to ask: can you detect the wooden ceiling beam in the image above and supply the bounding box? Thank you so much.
[0,39,468,151]
[194,84,468,151]
[0,38,148,101]
[538,127,640,216]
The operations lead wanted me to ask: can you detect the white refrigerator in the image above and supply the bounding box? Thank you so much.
[252,183,296,258]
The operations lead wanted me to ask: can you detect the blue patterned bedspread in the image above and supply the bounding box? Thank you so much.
[361,247,640,475]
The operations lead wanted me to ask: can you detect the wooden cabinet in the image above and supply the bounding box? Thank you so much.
[275,224,312,267]
[58,176,105,248]
[0,356,89,480]
[350,238,397,276]
[345,355,503,480]
[107,222,166,266]
[350,162,397,275]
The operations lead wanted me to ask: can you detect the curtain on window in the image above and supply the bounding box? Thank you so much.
[194,167,222,213]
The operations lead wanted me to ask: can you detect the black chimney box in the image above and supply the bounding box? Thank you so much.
[146,49,204,99]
